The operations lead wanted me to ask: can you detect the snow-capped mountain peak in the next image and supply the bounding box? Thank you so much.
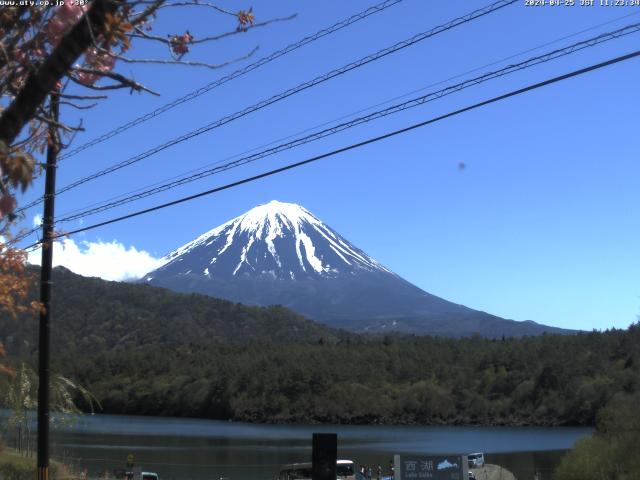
[142,200,565,337]
[152,200,390,281]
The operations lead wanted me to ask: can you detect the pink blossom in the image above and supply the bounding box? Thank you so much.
[76,71,99,86]
[84,47,100,64]
[84,49,116,78]
[45,3,88,46]
[45,18,66,45]
[56,3,87,24]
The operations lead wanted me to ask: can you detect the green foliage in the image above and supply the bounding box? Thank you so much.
[30,323,640,426]
[0,456,35,480]
[2,363,101,457]
[1,267,638,427]
[0,449,59,480]
[555,392,640,480]
[0,267,345,356]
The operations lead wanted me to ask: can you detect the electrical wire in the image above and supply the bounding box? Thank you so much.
[17,0,517,215]
[52,22,640,224]
[23,48,640,252]
[12,14,639,246]
[57,0,405,162]
[51,9,640,221]
[13,0,404,218]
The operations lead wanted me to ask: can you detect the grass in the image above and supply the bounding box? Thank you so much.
[0,445,75,480]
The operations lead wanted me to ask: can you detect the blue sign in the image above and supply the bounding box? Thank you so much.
[394,455,468,480]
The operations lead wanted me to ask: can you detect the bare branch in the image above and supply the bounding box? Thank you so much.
[129,0,165,26]
[82,6,101,48]
[130,25,170,44]
[67,76,130,92]
[192,14,297,44]
[59,100,99,110]
[60,93,108,100]
[112,44,259,69]
[33,114,83,133]
[9,131,40,151]
[73,67,160,95]
[60,119,83,149]
[129,13,297,45]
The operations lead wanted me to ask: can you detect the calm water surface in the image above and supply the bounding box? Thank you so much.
[11,413,592,480]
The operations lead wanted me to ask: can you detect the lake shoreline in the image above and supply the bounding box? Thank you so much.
[87,409,594,428]
[3,411,590,480]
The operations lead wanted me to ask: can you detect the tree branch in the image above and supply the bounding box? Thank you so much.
[60,93,108,100]
[73,66,160,95]
[112,44,259,69]
[129,0,165,26]
[0,0,124,146]
[33,114,82,133]
[59,100,99,110]
[129,13,296,45]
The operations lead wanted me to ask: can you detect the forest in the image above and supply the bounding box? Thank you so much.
[17,324,636,427]
[0,267,345,357]
[2,268,639,477]
[1,267,638,427]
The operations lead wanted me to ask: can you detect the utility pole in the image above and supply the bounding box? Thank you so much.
[38,90,59,480]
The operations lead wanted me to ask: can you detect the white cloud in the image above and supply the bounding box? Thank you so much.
[33,214,42,227]
[28,238,164,281]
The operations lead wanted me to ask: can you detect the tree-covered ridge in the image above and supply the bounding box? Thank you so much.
[555,391,640,479]
[0,266,345,356]
[48,325,640,426]
[2,267,637,427]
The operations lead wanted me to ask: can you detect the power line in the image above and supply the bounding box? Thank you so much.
[12,17,639,246]
[18,0,517,214]
[51,10,640,222]
[57,0,404,162]
[24,48,640,251]
[14,0,404,216]
[52,22,640,224]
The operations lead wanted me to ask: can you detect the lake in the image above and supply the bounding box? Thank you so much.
[4,413,590,480]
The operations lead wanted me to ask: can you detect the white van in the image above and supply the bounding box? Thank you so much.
[467,453,485,468]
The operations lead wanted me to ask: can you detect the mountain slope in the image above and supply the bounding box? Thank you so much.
[143,201,570,337]
[0,266,344,356]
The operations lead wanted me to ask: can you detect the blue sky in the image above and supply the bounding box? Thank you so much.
[19,0,640,331]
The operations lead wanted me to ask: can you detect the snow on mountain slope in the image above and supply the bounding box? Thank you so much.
[142,201,571,337]
[153,200,391,281]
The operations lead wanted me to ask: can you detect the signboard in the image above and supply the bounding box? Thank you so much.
[394,455,468,480]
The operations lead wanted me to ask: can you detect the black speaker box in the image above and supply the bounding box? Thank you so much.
[312,433,337,480]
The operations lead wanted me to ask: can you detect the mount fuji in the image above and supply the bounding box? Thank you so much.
[142,201,568,337]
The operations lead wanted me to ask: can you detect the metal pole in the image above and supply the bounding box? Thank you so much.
[38,91,59,480]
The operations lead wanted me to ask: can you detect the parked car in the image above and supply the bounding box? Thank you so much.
[467,452,485,468]
[468,472,477,480]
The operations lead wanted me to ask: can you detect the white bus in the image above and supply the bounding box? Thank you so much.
[277,459,355,480]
